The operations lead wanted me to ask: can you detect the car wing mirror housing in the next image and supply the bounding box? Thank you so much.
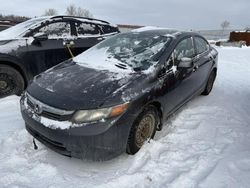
[31,32,48,46]
[178,57,193,69]
[33,32,48,41]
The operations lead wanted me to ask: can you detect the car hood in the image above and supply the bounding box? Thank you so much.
[27,60,143,110]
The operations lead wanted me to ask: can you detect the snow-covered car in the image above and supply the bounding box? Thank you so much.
[0,15,119,98]
[20,28,218,161]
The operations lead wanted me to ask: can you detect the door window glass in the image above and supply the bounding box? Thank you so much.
[168,37,195,67]
[37,22,71,38]
[175,38,195,60]
[76,22,100,36]
[194,37,209,54]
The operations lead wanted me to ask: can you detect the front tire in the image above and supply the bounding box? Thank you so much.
[201,70,216,96]
[0,65,25,98]
[126,106,159,154]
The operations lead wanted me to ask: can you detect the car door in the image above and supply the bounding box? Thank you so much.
[24,20,73,76]
[193,36,213,87]
[71,21,103,56]
[161,36,207,117]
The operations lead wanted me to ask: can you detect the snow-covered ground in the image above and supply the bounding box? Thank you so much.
[0,47,250,188]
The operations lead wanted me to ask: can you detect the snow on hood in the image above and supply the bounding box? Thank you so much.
[73,47,134,79]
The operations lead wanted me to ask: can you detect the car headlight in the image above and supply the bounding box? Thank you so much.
[72,103,129,123]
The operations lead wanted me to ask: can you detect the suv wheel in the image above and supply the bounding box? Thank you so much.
[127,106,159,154]
[0,65,25,98]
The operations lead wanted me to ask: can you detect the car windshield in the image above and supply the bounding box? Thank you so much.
[0,17,49,38]
[74,32,171,71]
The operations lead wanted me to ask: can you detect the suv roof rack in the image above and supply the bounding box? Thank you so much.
[51,15,110,25]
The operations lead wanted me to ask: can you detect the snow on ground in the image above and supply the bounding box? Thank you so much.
[0,47,250,188]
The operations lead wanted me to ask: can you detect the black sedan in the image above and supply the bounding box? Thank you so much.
[0,15,119,98]
[20,28,218,161]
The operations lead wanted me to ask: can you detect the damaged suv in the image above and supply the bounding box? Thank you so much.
[0,15,119,98]
[21,28,218,161]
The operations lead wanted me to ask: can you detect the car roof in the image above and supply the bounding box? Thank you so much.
[132,26,200,38]
[50,15,114,26]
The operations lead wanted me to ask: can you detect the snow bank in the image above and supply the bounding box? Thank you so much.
[0,47,250,187]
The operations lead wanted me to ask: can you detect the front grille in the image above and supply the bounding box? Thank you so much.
[25,93,74,121]
[41,110,72,121]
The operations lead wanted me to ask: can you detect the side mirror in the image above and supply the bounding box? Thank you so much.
[178,57,193,69]
[33,32,48,41]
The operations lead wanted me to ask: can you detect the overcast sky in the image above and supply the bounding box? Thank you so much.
[0,0,249,30]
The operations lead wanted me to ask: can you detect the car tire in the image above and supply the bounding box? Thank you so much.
[201,70,216,96]
[0,65,25,98]
[126,105,159,155]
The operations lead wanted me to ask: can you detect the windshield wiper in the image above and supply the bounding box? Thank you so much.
[114,62,128,69]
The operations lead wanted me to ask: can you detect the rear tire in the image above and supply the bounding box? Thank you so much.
[0,65,25,98]
[201,70,216,96]
[126,106,159,155]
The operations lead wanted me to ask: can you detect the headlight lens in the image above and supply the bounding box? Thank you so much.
[72,103,129,123]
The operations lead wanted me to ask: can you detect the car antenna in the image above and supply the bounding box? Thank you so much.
[33,138,38,150]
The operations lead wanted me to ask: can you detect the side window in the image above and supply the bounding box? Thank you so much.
[75,22,100,36]
[99,25,117,34]
[166,37,195,69]
[175,38,195,60]
[36,21,71,38]
[194,37,209,54]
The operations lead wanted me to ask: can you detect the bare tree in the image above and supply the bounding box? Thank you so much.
[221,20,230,35]
[66,4,77,16]
[66,4,93,18]
[77,7,93,18]
[44,9,58,16]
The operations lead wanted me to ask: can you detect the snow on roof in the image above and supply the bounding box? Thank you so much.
[132,26,180,32]
[132,26,167,32]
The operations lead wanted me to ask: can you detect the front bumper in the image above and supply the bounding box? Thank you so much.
[20,95,134,161]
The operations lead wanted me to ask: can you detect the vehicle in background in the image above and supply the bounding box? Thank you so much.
[0,15,119,98]
[21,28,218,161]
[0,20,14,31]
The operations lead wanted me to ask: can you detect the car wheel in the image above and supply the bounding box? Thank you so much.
[201,70,216,96]
[126,106,159,154]
[0,65,25,98]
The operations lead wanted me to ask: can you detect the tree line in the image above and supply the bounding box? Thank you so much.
[44,4,93,18]
[0,4,93,24]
